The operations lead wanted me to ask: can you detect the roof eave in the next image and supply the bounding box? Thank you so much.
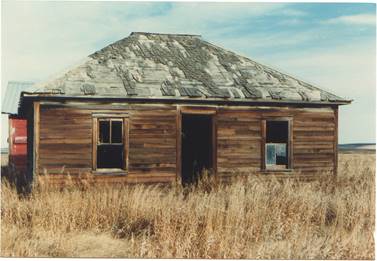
[19,92,352,106]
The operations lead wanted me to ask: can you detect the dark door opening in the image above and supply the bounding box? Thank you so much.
[181,114,213,184]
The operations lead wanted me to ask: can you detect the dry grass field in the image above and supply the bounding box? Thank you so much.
[1,152,375,258]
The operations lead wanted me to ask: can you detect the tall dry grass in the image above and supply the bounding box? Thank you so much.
[1,153,375,258]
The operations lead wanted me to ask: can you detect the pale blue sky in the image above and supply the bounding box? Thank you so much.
[1,2,376,147]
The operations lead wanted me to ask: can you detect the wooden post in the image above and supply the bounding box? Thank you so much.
[176,106,182,181]
[288,118,293,170]
[334,106,339,178]
[33,102,40,177]
[261,119,266,170]
[92,117,97,170]
[212,113,218,177]
[124,118,129,171]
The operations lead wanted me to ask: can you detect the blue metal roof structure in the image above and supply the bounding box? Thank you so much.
[2,81,34,114]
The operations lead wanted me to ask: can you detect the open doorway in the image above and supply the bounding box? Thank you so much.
[181,114,213,184]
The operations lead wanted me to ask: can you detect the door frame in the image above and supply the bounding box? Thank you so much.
[176,106,217,181]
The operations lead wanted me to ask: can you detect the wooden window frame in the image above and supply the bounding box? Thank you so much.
[176,106,218,180]
[261,117,293,172]
[92,114,129,174]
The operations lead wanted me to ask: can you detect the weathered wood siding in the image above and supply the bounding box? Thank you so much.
[217,109,261,175]
[37,103,177,184]
[216,106,336,177]
[36,101,337,184]
[39,106,92,174]
[292,109,336,175]
[128,106,177,174]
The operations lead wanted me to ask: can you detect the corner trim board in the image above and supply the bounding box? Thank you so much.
[33,102,40,176]
[334,106,338,177]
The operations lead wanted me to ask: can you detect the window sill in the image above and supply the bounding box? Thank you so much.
[261,168,293,174]
[92,169,127,176]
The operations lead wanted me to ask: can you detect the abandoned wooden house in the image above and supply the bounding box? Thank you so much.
[15,32,351,185]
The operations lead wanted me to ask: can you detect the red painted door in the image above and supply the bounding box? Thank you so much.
[9,117,27,173]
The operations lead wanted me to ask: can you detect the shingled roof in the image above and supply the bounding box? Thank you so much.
[25,32,350,104]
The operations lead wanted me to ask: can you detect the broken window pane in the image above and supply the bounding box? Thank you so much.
[265,120,289,168]
[99,120,110,143]
[111,120,123,143]
[266,144,276,165]
[275,143,287,165]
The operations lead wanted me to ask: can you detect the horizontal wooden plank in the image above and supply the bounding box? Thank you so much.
[40,123,92,129]
[130,123,176,130]
[218,136,261,141]
[129,147,176,154]
[130,163,176,168]
[39,143,92,150]
[293,131,334,136]
[130,116,176,122]
[293,136,334,141]
[130,129,176,135]
[293,126,334,131]
[293,144,334,149]
[39,162,91,168]
[40,117,92,124]
[131,143,175,149]
[39,158,91,165]
[40,138,92,144]
[40,153,91,160]
[218,148,260,154]
[129,158,176,164]
[293,148,334,153]
[217,118,260,124]
[129,138,176,144]
[218,129,260,136]
[131,109,176,115]
[38,167,93,174]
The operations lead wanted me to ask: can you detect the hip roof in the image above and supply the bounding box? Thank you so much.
[24,32,351,105]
